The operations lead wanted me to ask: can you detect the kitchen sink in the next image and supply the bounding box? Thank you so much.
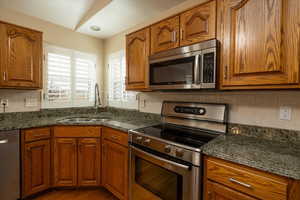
[57,117,111,123]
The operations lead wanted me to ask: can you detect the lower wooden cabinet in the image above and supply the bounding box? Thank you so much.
[206,181,256,200]
[78,138,101,186]
[204,156,300,200]
[102,139,128,200]
[53,138,77,187]
[21,128,51,198]
[23,139,50,197]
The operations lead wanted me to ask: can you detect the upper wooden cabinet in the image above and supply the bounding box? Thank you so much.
[150,16,180,54]
[180,0,216,46]
[126,28,150,90]
[218,0,300,89]
[0,21,42,89]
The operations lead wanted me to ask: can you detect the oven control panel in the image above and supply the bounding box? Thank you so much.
[129,131,201,166]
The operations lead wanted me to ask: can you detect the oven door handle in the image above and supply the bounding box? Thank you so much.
[130,146,190,171]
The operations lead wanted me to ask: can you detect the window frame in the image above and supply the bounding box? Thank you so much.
[42,43,97,108]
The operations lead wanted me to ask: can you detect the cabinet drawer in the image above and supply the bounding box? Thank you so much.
[103,127,128,147]
[54,126,101,138]
[205,157,289,200]
[24,127,51,142]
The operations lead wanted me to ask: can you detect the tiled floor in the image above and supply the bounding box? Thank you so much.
[31,188,118,200]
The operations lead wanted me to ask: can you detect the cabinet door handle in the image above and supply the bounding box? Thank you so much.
[172,31,177,42]
[229,178,252,188]
[181,29,184,41]
[3,72,6,81]
[224,65,228,80]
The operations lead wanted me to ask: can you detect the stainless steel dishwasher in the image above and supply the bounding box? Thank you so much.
[0,130,20,200]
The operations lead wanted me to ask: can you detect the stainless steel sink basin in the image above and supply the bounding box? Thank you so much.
[58,117,111,123]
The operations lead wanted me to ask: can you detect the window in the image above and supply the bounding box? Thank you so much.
[108,50,138,109]
[43,44,96,108]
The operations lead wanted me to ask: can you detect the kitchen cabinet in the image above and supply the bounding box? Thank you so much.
[204,156,300,200]
[218,0,300,89]
[180,0,216,46]
[21,128,51,198]
[126,28,150,90]
[78,138,101,186]
[53,138,77,187]
[102,127,128,200]
[150,16,180,54]
[206,180,257,200]
[0,21,42,89]
[53,126,101,187]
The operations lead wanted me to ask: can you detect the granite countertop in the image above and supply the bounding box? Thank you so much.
[0,108,160,133]
[202,134,300,180]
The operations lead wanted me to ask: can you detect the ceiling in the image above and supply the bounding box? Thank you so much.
[0,0,187,38]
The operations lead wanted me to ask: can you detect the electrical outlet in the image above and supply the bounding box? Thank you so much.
[279,106,292,120]
[0,99,8,107]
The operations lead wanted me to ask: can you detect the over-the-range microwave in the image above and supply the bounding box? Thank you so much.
[149,39,218,90]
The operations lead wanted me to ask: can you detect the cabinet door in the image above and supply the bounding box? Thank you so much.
[205,181,257,200]
[0,23,42,88]
[102,140,128,200]
[151,16,180,54]
[126,28,150,90]
[180,0,216,46]
[78,138,101,186]
[53,138,77,186]
[219,0,300,89]
[23,140,50,197]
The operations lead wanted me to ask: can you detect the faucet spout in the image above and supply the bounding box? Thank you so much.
[94,83,101,109]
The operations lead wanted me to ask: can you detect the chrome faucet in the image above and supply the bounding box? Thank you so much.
[94,83,101,109]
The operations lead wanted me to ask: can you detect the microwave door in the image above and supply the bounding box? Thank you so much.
[201,48,216,89]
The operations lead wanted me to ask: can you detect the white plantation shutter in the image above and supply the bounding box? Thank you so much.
[108,51,138,109]
[43,44,96,108]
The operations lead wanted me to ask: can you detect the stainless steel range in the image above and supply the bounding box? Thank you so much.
[129,101,228,200]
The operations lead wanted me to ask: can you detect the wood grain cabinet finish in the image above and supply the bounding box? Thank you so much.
[23,139,50,197]
[150,16,180,54]
[78,138,101,186]
[204,156,300,200]
[218,0,300,89]
[180,0,216,46]
[102,139,128,200]
[126,28,150,90]
[0,21,42,89]
[53,138,77,187]
[205,181,257,200]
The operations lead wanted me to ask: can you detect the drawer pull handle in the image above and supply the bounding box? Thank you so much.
[111,135,118,140]
[0,139,8,144]
[229,178,252,188]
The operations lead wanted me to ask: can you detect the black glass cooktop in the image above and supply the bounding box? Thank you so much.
[134,124,220,148]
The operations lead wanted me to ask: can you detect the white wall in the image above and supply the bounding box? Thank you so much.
[103,0,300,131]
[0,8,104,113]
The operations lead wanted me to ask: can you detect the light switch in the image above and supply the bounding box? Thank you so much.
[279,106,292,120]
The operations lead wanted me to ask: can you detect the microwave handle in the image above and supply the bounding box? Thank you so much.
[194,54,202,85]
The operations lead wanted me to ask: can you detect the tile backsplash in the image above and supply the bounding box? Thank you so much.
[0,90,41,113]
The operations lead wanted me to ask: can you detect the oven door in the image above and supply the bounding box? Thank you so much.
[129,145,201,200]
[149,53,201,90]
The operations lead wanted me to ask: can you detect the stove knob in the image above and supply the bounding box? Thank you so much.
[175,149,184,157]
[143,139,151,146]
[164,145,171,153]
[136,136,143,143]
